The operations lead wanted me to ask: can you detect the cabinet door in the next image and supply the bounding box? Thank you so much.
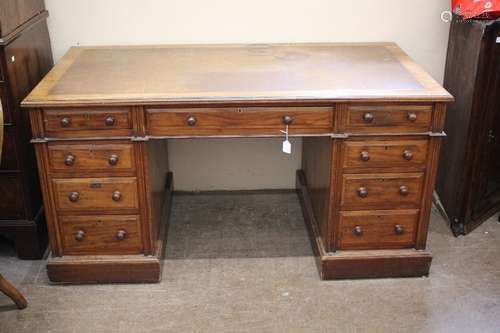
[4,17,53,106]
[471,24,500,222]
[0,173,25,219]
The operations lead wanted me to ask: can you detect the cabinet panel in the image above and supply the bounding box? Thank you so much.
[0,173,25,219]
[0,0,44,37]
[0,125,18,170]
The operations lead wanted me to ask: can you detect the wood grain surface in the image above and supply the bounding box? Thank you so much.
[22,43,452,107]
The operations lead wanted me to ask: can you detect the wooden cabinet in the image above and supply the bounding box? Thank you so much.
[0,0,45,37]
[0,2,53,258]
[436,16,500,235]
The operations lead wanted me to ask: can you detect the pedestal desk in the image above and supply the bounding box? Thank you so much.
[21,43,452,283]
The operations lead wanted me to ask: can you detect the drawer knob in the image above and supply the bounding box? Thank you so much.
[399,185,409,196]
[74,230,86,241]
[360,151,370,162]
[108,154,119,166]
[186,115,197,126]
[362,112,374,123]
[112,191,122,202]
[116,229,127,241]
[357,187,368,198]
[282,115,294,125]
[105,116,115,126]
[403,150,413,161]
[68,191,80,202]
[394,224,405,235]
[60,117,71,128]
[407,112,417,122]
[64,154,75,166]
[353,226,363,236]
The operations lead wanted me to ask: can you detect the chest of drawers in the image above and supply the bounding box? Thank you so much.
[22,43,452,283]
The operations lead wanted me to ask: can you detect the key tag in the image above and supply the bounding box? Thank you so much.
[280,125,292,154]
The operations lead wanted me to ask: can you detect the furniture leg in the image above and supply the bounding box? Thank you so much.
[0,274,28,309]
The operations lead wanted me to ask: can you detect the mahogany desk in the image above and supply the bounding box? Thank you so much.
[22,43,453,283]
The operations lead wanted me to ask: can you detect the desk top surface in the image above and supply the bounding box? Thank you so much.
[23,43,452,107]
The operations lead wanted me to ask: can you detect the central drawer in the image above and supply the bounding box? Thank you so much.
[340,173,424,210]
[146,107,333,136]
[52,177,139,212]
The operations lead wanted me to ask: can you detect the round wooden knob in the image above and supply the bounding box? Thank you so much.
[74,230,85,241]
[360,151,370,162]
[68,191,80,202]
[116,229,127,241]
[60,117,71,128]
[108,154,119,166]
[363,112,374,123]
[407,112,417,122]
[403,150,413,161]
[105,116,115,126]
[357,187,368,198]
[112,191,122,202]
[282,115,294,125]
[186,115,197,126]
[394,224,404,235]
[64,154,75,166]
[353,226,363,236]
[399,185,409,196]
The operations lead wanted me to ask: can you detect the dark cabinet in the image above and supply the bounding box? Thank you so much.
[436,15,500,235]
[0,1,53,258]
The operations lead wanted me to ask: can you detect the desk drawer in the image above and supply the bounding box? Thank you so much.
[47,142,135,173]
[345,104,432,134]
[339,210,418,250]
[52,177,139,212]
[343,139,429,170]
[340,173,424,210]
[60,215,142,255]
[43,108,133,137]
[146,107,333,136]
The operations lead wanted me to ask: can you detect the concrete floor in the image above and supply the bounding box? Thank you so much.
[1,192,499,333]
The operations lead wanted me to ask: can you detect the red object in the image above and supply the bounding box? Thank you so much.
[452,0,500,19]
